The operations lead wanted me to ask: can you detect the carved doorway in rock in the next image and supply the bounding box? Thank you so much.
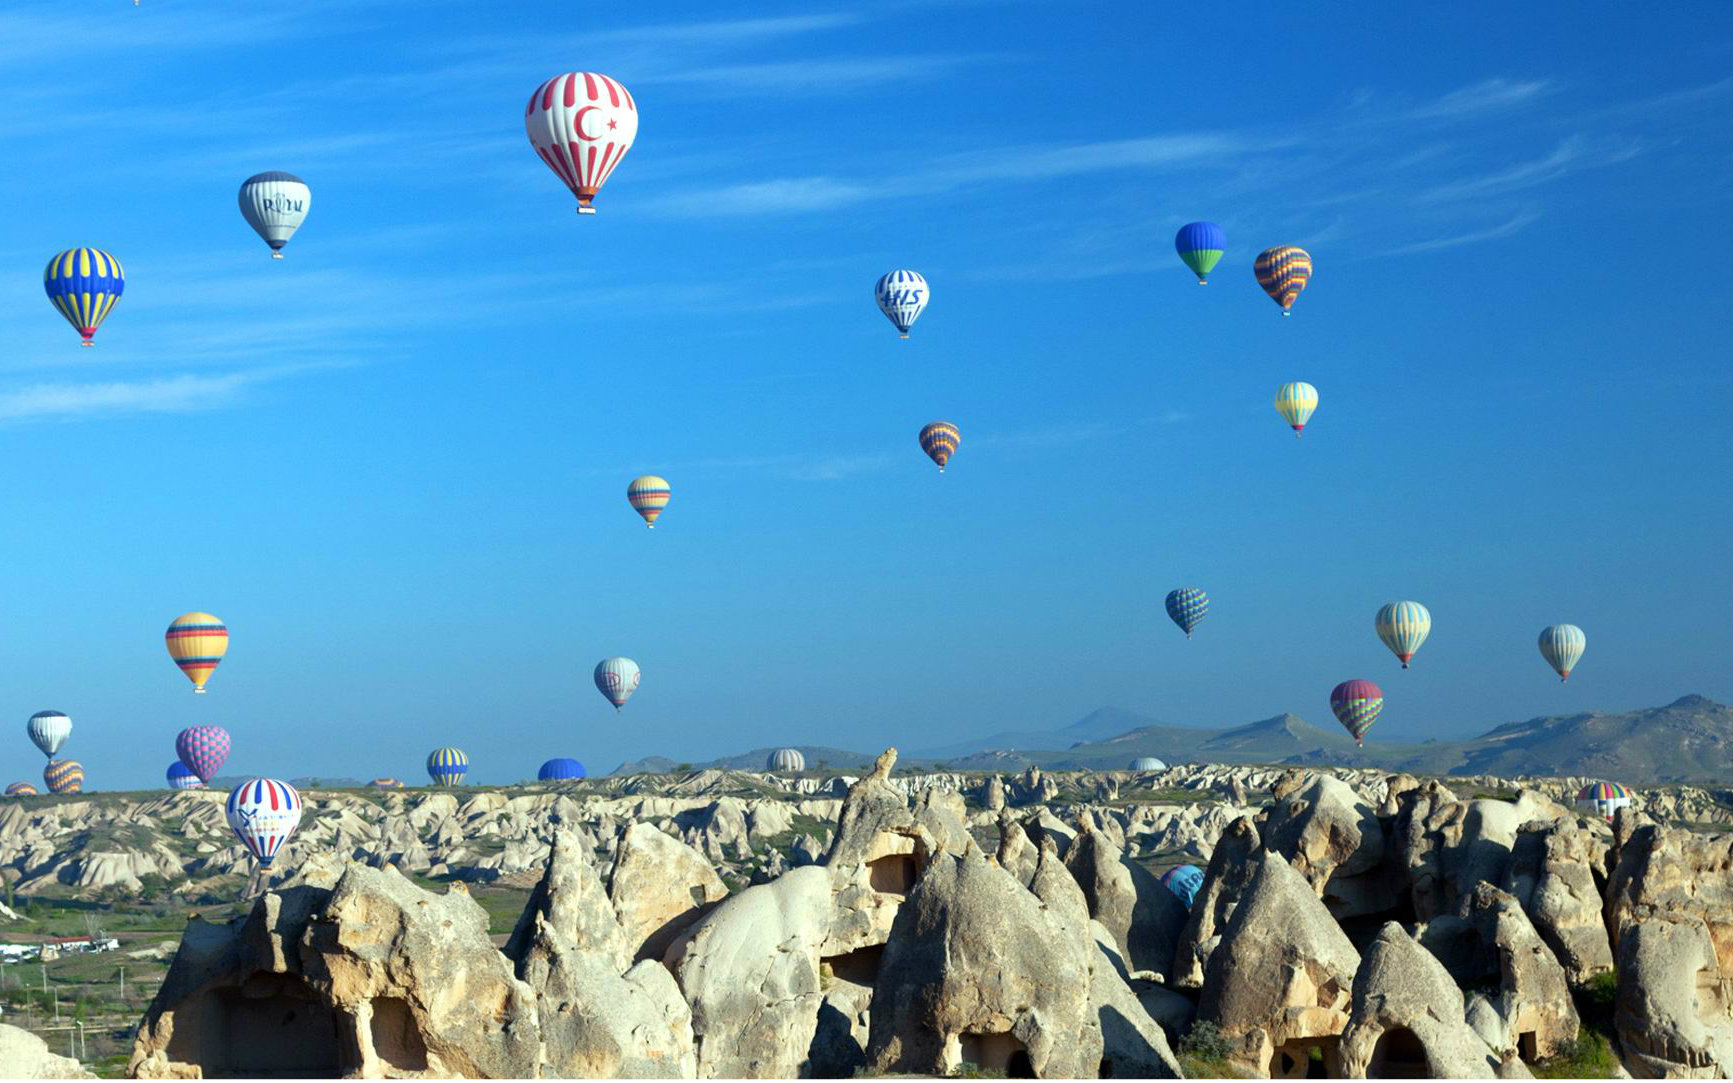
[166,973,349,1077]
[1367,1026,1430,1078]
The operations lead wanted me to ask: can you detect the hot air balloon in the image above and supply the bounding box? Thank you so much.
[427,747,469,786]
[44,759,84,794]
[594,657,640,711]
[538,758,587,782]
[4,782,39,797]
[766,748,805,772]
[918,422,960,472]
[525,73,638,215]
[1174,222,1226,284]
[225,778,303,866]
[1165,588,1209,639]
[627,476,671,528]
[176,725,231,784]
[875,270,928,339]
[26,711,71,759]
[1538,624,1586,682]
[238,172,311,258]
[166,613,228,693]
[1273,382,1318,436]
[1254,246,1311,314]
[1158,864,1204,907]
[1375,601,1431,668]
[1129,757,1166,772]
[367,777,404,788]
[1575,781,1632,821]
[1329,680,1383,746]
[167,762,204,790]
[44,248,124,346]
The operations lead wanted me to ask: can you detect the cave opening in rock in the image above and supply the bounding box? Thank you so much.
[1518,1030,1537,1062]
[1367,1026,1430,1078]
[957,1030,1032,1078]
[1273,1036,1339,1079]
[164,973,349,1078]
[867,852,918,895]
[369,996,429,1072]
[822,943,884,986]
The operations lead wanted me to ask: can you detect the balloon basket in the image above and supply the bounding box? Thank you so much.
[79,340,94,348]
[899,333,909,340]
[576,206,597,216]
[194,687,208,694]
[271,251,284,260]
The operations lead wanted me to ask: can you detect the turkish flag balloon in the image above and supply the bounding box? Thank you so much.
[526,73,639,215]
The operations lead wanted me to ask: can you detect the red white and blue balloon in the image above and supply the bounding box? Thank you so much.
[526,73,638,215]
[226,778,303,866]
[176,725,231,784]
[875,270,928,339]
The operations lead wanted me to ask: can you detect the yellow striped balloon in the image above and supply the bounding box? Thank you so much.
[1273,382,1318,436]
[165,612,229,693]
[43,248,125,346]
[44,759,84,794]
[1254,246,1311,314]
[627,475,671,528]
[918,421,961,472]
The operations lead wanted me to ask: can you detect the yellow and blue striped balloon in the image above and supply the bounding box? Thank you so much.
[918,422,960,472]
[1375,601,1431,668]
[1254,246,1311,314]
[1273,382,1319,436]
[44,248,125,346]
[44,758,84,794]
[427,747,469,786]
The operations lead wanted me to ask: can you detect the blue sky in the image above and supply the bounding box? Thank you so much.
[0,2,1729,789]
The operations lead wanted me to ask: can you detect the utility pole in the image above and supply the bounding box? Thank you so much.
[119,965,126,1000]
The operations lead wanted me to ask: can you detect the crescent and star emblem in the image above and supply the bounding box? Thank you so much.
[572,106,600,141]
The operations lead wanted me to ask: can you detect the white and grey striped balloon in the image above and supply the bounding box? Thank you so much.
[27,711,71,759]
[238,172,311,258]
[594,657,641,710]
[1538,624,1586,682]
[766,748,805,772]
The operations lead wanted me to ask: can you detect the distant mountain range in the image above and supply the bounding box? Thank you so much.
[613,696,1732,786]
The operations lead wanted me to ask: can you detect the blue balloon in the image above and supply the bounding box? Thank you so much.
[1159,864,1204,908]
[1165,588,1209,639]
[1173,222,1226,283]
[537,757,587,782]
[166,762,204,790]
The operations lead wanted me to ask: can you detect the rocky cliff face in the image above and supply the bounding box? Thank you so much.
[5,758,1726,1078]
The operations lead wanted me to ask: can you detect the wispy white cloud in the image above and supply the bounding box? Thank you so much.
[0,365,328,424]
[1406,78,1555,120]
[1384,209,1545,254]
[1415,136,1641,203]
[638,54,994,92]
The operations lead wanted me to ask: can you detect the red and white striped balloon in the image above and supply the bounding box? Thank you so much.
[226,778,303,866]
[526,73,638,215]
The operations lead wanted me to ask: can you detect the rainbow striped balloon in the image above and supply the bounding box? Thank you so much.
[1165,588,1209,639]
[627,475,671,528]
[367,777,404,788]
[44,759,84,793]
[44,248,124,346]
[1254,246,1312,314]
[1329,680,1383,746]
[427,747,469,786]
[1575,781,1631,821]
[918,422,961,472]
[1273,382,1319,436]
[1375,601,1431,668]
[166,613,229,693]
[4,782,40,797]
[226,778,303,866]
